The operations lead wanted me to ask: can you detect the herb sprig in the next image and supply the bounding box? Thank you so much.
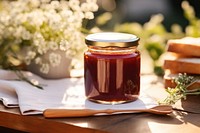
[160,73,200,105]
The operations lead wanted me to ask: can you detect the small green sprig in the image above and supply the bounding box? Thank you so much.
[160,73,200,105]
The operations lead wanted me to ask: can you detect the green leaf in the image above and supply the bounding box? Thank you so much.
[145,42,165,61]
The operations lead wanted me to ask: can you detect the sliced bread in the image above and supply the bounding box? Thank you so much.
[164,72,200,91]
[164,58,200,74]
[167,37,200,57]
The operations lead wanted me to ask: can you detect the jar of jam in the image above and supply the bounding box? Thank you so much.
[84,32,140,104]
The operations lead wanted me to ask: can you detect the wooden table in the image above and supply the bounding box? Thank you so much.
[0,75,200,133]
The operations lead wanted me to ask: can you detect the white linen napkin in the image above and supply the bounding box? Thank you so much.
[0,69,158,115]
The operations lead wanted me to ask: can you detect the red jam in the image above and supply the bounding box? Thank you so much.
[84,32,140,104]
[84,48,140,104]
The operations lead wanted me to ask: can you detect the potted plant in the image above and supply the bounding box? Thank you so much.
[0,0,98,79]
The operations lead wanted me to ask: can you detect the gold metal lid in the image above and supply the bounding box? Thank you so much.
[85,32,139,47]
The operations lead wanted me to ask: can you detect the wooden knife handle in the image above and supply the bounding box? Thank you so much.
[43,109,104,118]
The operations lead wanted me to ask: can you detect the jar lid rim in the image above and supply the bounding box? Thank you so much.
[85,32,139,47]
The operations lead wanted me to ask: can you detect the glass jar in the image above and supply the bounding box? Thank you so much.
[84,32,140,104]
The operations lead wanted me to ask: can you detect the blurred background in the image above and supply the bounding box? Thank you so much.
[0,0,199,76]
[86,0,200,75]
[90,0,200,31]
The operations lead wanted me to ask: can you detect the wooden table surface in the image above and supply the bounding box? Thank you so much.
[0,75,200,133]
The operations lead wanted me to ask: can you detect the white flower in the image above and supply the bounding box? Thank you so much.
[59,40,70,51]
[27,10,46,27]
[35,57,42,65]
[27,51,36,59]
[0,13,10,26]
[34,32,43,40]
[60,10,73,18]
[84,11,94,19]
[40,63,49,74]
[69,0,80,11]
[0,0,98,74]
[88,3,98,12]
[49,41,58,50]
[37,42,48,55]
[81,3,90,12]
[50,1,60,9]
[48,13,62,30]
[81,2,98,12]
[49,53,61,67]
[25,51,36,65]
[22,29,31,40]
[59,0,69,10]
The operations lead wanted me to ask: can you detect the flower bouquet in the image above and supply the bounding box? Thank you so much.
[0,0,98,78]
